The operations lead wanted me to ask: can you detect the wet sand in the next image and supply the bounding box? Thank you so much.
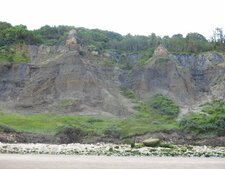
[0,154,224,169]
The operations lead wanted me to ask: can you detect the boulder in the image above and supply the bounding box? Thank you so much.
[143,138,160,147]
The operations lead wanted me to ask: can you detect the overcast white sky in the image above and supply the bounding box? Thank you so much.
[1,0,224,38]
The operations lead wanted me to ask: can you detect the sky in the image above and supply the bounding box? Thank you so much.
[0,0,224,39]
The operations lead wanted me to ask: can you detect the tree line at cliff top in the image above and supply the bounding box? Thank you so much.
[0,21,225,54]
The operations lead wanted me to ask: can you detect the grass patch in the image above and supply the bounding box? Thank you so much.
[0,105,179,138]
[119,110,178,137]
[118,96,179,137]
[0,113,117,135]
[0,95,180,137]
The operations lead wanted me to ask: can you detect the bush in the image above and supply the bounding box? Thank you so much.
[149,94,179,117]
[130,142,135,148]
[103,125,121,139]
[134,143,144,148]
[160,142,174,148]
[0,45,29,63]
[56,126,86,143]
[0,124,16,133]
[180,100,225,136]
[121,88,136,99]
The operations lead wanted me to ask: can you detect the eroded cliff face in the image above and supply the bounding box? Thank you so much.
[0,31,225,116]
[0,30,135,116]
[120,45,225,113]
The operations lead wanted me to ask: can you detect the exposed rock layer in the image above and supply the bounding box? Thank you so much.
[0,32,225,115]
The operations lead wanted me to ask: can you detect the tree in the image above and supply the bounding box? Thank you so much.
[0,22,12,31]
[172,34,183,39]
[212,28,224,43]
[186,33,207,42]
[185,33,211,53]
[210,28,225,51]
[163,33,185,53]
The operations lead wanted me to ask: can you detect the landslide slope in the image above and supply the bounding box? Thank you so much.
[120,45,225,113]
[0,29,225,117]
[0,30,135,116]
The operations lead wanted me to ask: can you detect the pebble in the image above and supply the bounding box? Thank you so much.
[0,143,224,157]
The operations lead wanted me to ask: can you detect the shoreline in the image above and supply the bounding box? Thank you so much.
[0,142,224,157]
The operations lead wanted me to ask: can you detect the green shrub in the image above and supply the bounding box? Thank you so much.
[0,124,16,133]
[160,142,174,148]
[0,45,29,63]
[133,101,147,112]
[180,100,225,136]
[121,88,136,100]
[56,125,86,143]
[130,142,135,148]
[108,147,113,152]
[134,143,144,148]
[103,125,121,138]
[148,94,179,117]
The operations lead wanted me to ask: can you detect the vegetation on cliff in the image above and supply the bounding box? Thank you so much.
[1,21,225,63]
[180,100,225,137]
[147,94,179,117]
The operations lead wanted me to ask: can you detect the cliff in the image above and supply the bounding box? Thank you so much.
[0,30,225,117]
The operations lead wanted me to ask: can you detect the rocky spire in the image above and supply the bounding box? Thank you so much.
[153,44,170,58]
[66,29,79,51]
